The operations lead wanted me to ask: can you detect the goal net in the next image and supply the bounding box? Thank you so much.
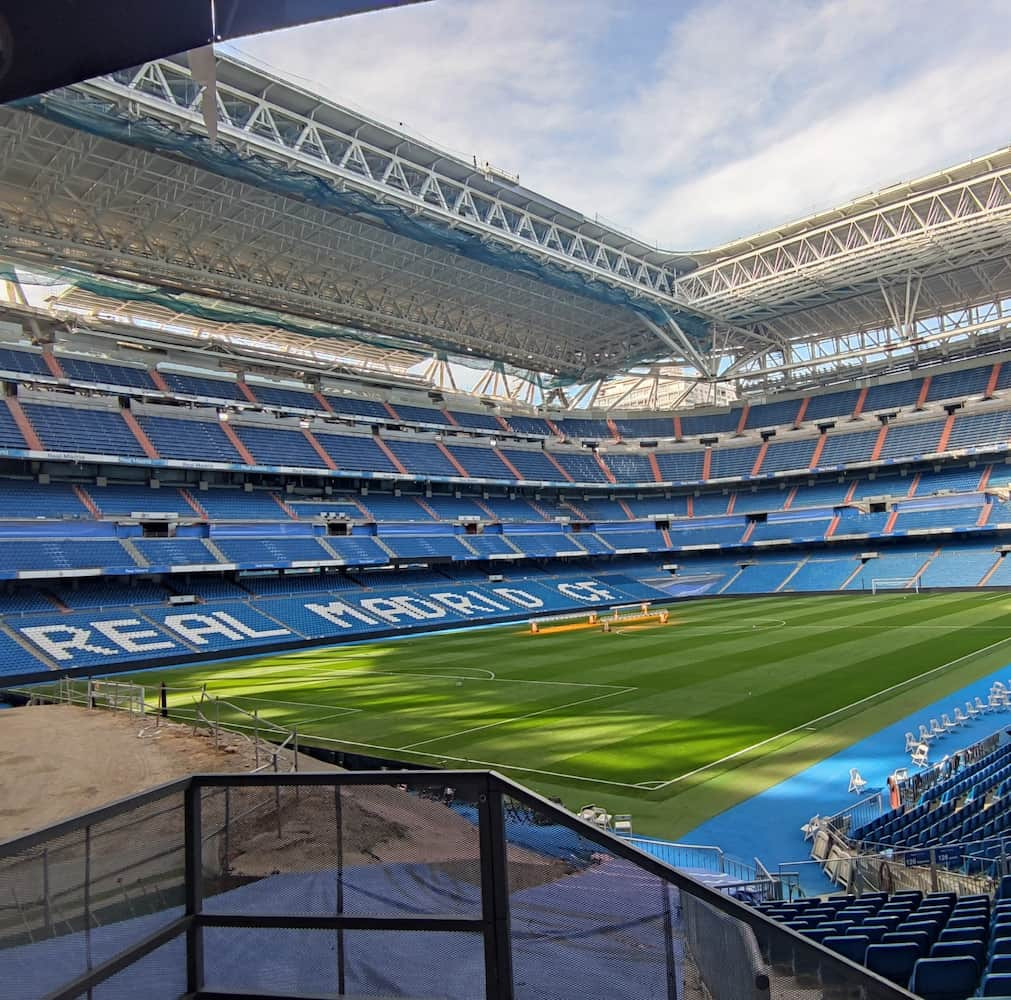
[871,577,921,595]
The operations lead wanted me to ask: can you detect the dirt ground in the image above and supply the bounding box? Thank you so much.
[0,703,340,841]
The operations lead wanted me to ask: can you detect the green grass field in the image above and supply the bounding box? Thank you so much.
[111,591,1011,838]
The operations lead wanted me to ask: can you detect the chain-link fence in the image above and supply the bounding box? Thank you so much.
[0,771,917,1000]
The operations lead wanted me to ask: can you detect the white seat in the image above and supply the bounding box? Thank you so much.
[989,693,1007,712]
[911,743,930,768]
[954,707,969,725]
[613,814,633,835]
[904,731,918,752]
[975,696,989,715]
[942,713,958,731]
[930,718,945,738]
[801,815,821,840]
[848,768,868,794]
[966,700,980,720]
[918,724,934,743]
[892,768,908,783]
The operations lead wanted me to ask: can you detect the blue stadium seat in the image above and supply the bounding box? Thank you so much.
[26,403,146,457]
[908,956,979,1000]
[59,356,155,390]
[315,432,397,474]
[864,942,921,986]
[138,415,240,462]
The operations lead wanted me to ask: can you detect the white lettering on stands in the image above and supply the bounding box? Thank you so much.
[490,587,544,609]
[387,596,447,620]
[358,597,411,624]
[557,581,617,603]
[212,612,289,639]
[92,619,176,654]
[161,614,244,646]
[19,625,120,662]
[305,601,380,629]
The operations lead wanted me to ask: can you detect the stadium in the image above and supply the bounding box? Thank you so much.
[6,4,1011,999]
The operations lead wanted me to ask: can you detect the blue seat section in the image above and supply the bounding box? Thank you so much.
[424,496,491,520]
[917,466,984,495]
[196,490,288,520]
[234,426,329,468]
[723,561,799,594]
[314,432,398,474]
[978,552,1011,585]
[625,496,688,518]
[0,479,87,518]
[0,401,27,449]
[138,415,241,462]
[160,371,242,400]
[692,493,730,516]
[863,378,924,411]
[844,549,933,589]
[570,498,630,521]
[506,531,587,557]
[732,489,789,514]
[919,544,997,587]
[380,534,472,560]
[360,494,434,521]
[499,448,562,481]
[247,384,318,410]
[880,421,945,459]
[614,416,675,439]
[288,500,364,519]
[177,577,251,601]
[143,601,296,649]
[212,537,336,567]
[745,398,801,429]
[448,409,501,431]
[86,484,191,516]
[654,450,705,482]
[507,415,554,436]
[783,558,858,591]
[750,516,831,543]
[386,440,459,477]
[947,410,1011,451]
[25,403,147,457]
[574,533,613,555]
[324,395,390,420]
[0,347,49,376]
[834,510,889,535]
[986,466,1011,489]
[596,529,667,552]
[0,540,137,574]
[391,403,451,426]
[894,502,983,532]
[558,416,611,439]
[0,588,59,615]
[850,475,909,500]
[761,438,816,473]
[927,366,991,402]
[55,580,168,609]
[466,533,519,556]
[818,428,878,466]
[448,444,517,480]
[804,388,861,422]
[551,451,609,483]
[325,536,390,565]
[244,572,359,596]
[480,496,544,520]
[710,445,759,479]
[58,356,155,389]
[679,410,738,436]
[134,538,219,567]
[0,633,48,675]
[669,523,744,547]
[603,453,653,483]
[791,480,851,508]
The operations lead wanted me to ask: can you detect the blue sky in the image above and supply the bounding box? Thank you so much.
[235,0,1011,250]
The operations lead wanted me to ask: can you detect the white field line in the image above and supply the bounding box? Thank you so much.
[397,686,638,750]
[289,710,362,727]
[651,632,1011,791]
[220,696,362,712]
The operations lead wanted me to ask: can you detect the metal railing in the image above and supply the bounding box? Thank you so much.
[0,771,916,1000]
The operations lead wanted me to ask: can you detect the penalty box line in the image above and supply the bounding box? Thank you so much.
[651,632,1011,791]
[396,686,639,751]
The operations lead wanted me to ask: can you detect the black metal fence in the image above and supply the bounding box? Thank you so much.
[0,771,917,1000]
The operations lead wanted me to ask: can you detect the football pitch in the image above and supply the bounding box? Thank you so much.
[112,590,1011,838]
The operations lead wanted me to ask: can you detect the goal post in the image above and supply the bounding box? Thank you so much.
[870,577,921,595]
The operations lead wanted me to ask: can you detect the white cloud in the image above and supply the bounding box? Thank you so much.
[236,0,1011,249]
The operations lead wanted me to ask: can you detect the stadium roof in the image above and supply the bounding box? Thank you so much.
[1,50,1010,402]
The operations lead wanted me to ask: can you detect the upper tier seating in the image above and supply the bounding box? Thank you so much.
[0,347,49,376]
[314,432,397,474]
[212,537,338,566]
[86,484,193,517]
[361,494,434,522]
[745,399,802,429]
[479,496,545,520]
[235,426,330,468]
[449,409,501,431]
[819,429,878,466]
[423,496,489,521]
[550,452,610,483]
[196,490,287,520]
[710,445,760,479]
[863,378,923,411]
[679,410,737,437]
[247,384,319,410]
[160,372,242,400]
[733,489,789,514]
[499,448,563,481]
[391,403,451,426]
[134,538,219,567]
[881,421,945,459]
[138,415,241,462]
[59,356,155,390]
[386,440,459,477]
[507,415,554,436]
[926,366,991,402]
[380,534,472,560]
[654,450,705,482]
[323,395,390,420]
[804,388,860,422]
[791,480,852,508]
[946,410,1011,452]
[762,438,817,473]
[325,536,390,564]
[0,539,137,573]
[0,401,26,449]
[558,417,611,439]
[0,479,88,518]
[26,403,146,457]
[624,496,687,518]
[448,444,517,480]
[604,453,655,483]
[613,416,676,439]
